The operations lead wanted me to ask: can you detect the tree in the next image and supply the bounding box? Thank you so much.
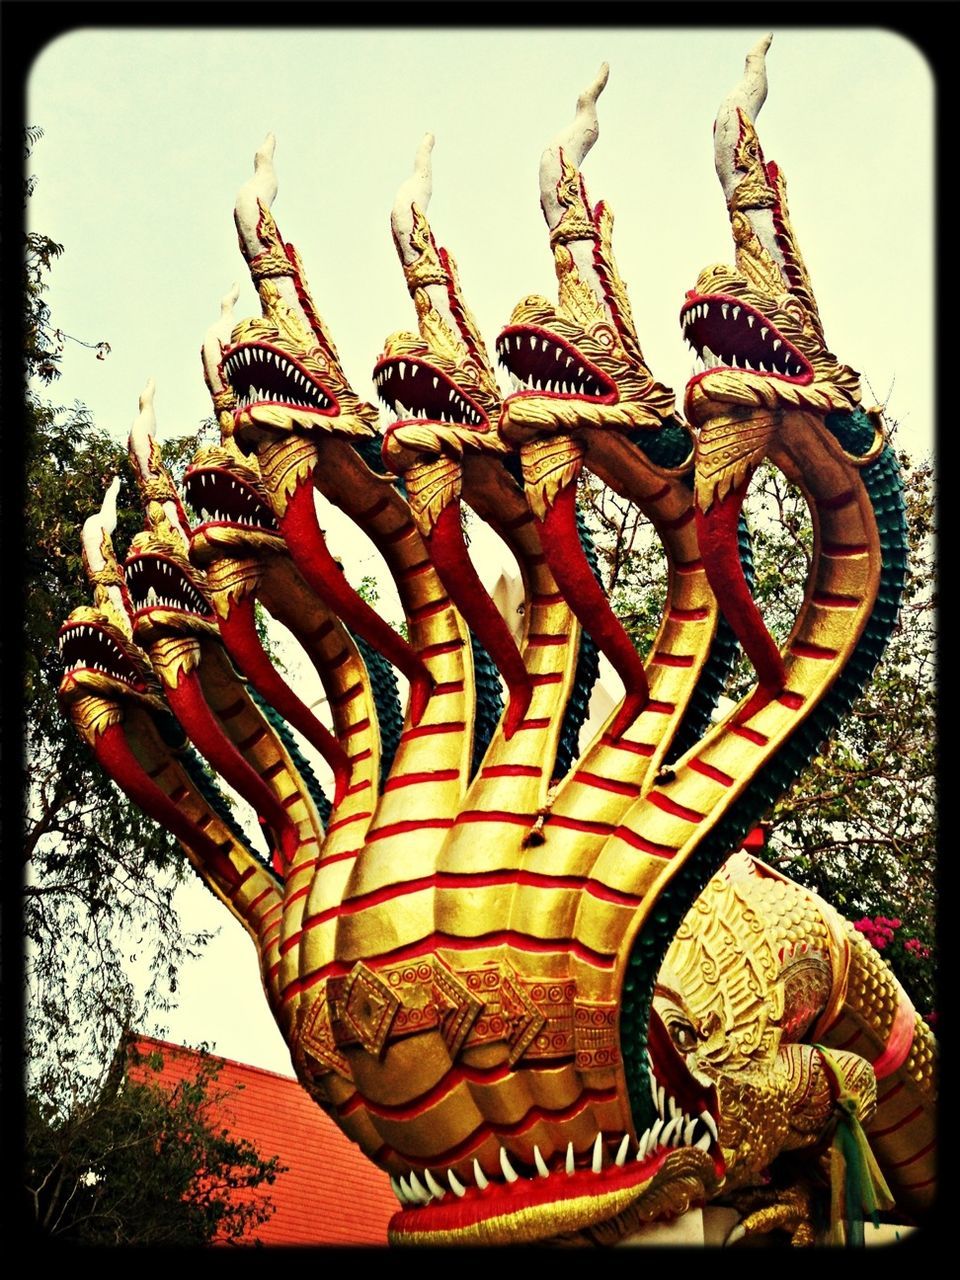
[25,1036,283,1245]
[580,442,937,1017]
[22,130,218,1083]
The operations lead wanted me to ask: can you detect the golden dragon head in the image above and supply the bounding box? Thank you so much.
[498,64,676,444]
[123,381,219,674]
[58,476,164,721]
[222,134,380,451]
[186,288,286,571]
[377,133,505,481]
[682,34,861,433]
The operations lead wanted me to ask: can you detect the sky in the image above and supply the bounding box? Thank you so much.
[27,24,935,1075]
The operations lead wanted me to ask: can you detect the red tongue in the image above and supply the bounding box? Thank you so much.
[216,594,351,807]
[92,721,243,891]
[696,483,785,722]
[538,482,649,739]
[164,667,299,869]
[426,501,532,739]
[279,476,434,725]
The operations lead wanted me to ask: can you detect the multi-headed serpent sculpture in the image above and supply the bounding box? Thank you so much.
[59,39,935,1246]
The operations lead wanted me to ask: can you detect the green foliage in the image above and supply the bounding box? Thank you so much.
[582,448,937,1015]
[25,1038,283,1245]
[23,130,214,1081]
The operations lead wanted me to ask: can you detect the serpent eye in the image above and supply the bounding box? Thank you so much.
[667,1020,698,1053]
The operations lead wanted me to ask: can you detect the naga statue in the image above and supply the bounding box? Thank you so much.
[58,37,935,1246]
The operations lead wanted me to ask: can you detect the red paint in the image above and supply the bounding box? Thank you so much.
[600,735,655,756]
[668,606,711,622]
[697,485,786,720]
[400,720,466,742]
[516,717,552,730]
[280,476,433,724]
[384,769,462,791]
[662,506,695,531]
[887,1140,936,1169]
[689,759,734,786]
[421,638,466,659]
[365,817,455,843]
[341,718,371,739]
[812,591,861,609]
[481,764,542,778]
[871,997,918,1080]
[869,1106,923,1140]
[426,502,531,739]
[731,724,769,746]
[92,722,247,894]
[531,672,563,686]
[612,825,677,859]
[324,810,374,835]
[573,771,641,797]
[548,814,615,836]
[538,483,649,740]
[821,541,869,557]
[791,640,839,660]
[647,792,704,823]
[455,809,534,826]
[652,651,694,668]
[777,691,806,710]
[165,670,300,869]
[525,632,569,647]
[817,488,856,511]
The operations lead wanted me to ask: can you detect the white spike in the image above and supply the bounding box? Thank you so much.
[732,306,741,321]
[565,1141,575,1175]
[636,1128,652,1161]
[683,1115,698,1145]
[533,1145,550,1179]
[447,1169,466,1198]
[701,1111,719,1141]
[499,1147,520,1183]
[473,1159,489,1190]
[407,1171,430,1203]
[398,1175,415,1202]
[423,1168,445,1198]
[390,1176,408,1204]
[591,1133,603,1173]
[747,314,755,328]
[695,1132,713,1152]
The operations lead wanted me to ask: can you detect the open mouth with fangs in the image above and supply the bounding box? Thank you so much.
[373,356,488,429]
[182,467,279,534]
[124,553,214,622]
[495,327,617,400]
[386,1013,722,1243]
[221,342,338,417]
[681,293,812,382]
[58,621,147,692]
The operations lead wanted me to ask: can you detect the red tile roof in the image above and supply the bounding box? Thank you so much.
[127,1034,395,1246]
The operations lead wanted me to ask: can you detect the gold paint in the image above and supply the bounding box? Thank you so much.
[694,412,776,512]
[403,455,463,535]
[520,435,585,519]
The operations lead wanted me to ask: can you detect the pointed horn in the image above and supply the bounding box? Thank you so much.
[128,380,191,548]
[391,132,435,267]
[80,477,134,635]
[539,62,608,231]
[713,33,772,202]
[202,283,240,402]
[235,133,278,261]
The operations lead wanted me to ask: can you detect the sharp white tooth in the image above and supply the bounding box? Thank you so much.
[503,336,511,352]
[565,1142,575,1176]
[615,1134,630,1167]
[529,336,537,350]
[730,355,738,369]
[743,358,753,371]
[398,1175,415,1203]
[732,306,741,321]
[577,365,585,378]
[702,303,710,318]
[390,1176,407,1204]
[398,362,406,380]
[407,1171,430,1203]
[758,361,767,373]
[648,1117,665,1149]
[747,314,755,328]
[473,1159,489,1190]
[657,1085,666,1118]
[636,1128,652,1161]
[554,347,561,361]
[533,1145,550,1179]
[147,586,158,605]
[509,373,521,391]
[662,1115,682,1146]
[499,1147,520,1183]
[668,1094,679,1120]
[772,339,782,352]
[721,304,729,320]
[700,1112,718,1141]
[447,1169,466,1198]
[423,1168,445,1198]
[683,1115,698,1145]
[591,1134,603,1174]
[433,376,439,390]
[761,326,769,340]
[565,356,573,368]
[409,364,418,379]
[694,1132,713,1152]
